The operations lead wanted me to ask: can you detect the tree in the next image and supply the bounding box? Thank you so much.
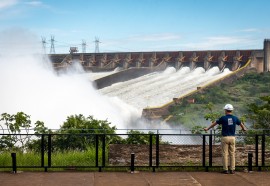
[52,114,120,151]
[124,130,169,145]
[203,102,222,122]
[125,130,153,144]
[0,112,32,150]
[26,121,51,152]
[0,112,48,151]
[247,96,270,130]
[191,103,222,134]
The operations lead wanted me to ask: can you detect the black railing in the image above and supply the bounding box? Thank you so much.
[0,133,269,172]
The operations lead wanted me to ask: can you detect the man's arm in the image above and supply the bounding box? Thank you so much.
[204,121,218,131]
[240,123,247,131]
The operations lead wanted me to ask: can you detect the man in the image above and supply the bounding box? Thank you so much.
[204,104,246,174]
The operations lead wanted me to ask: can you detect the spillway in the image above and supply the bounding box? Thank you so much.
[98,66,232,110]
[83,67,122,80]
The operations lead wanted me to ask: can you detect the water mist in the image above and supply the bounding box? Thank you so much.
[0,29,140,129]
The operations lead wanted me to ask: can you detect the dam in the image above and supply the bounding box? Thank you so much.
[49,39,270,119]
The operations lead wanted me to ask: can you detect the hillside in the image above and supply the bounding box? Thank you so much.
[168,70,270,129]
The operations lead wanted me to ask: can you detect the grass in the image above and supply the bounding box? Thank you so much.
[0,146,105,171]
[0,151,41,167]
[51,148,98,167]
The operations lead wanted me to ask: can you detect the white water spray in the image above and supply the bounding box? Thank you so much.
[0,29,140,129]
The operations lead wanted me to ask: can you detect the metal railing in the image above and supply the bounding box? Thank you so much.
[0,132,269,172]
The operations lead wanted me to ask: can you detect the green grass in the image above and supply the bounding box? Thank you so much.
[0,146,104,170]
[51,147,98,167]
[0,151,41,167]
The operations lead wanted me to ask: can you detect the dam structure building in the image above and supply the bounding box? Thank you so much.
[49,39,270,119]
[50,39,270,73]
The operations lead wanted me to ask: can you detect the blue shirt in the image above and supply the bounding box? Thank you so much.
[216,114,241,136]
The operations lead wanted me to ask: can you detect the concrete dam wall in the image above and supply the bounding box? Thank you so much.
[50,49,258,72]
[49,39,270,73]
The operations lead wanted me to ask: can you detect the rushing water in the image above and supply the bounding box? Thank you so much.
[95,66,232,144]
[99,66,232,110]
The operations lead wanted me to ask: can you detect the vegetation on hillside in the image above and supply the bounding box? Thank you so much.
[168,71,270,129]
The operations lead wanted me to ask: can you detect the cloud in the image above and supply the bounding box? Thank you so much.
[0,0,19,10]
[70,30,86,34]
[0,0,50,20]
[23,1,44,7]
[181,36,256,50]
[128,33,181,42]
[205,36,246,45]
[238,28,261,33]
[0,0,22,20]
[98,33,182,52]
[0,0,45,10]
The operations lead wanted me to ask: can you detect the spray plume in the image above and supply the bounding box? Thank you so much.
[0,28,140,129]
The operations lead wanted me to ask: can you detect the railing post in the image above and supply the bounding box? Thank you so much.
[248,152,253,172]
[149,134,153,168]
[131,153,135,173]
[255,135,259,167]
[95,134,99,168]
[202,135,206,167]
[156,134,159,168]
[262,133,265,167]
[41,134,45,167]
[11,153,17,173]
[102,134,105,167]
[48,134,52,168]
[209,132,212,167]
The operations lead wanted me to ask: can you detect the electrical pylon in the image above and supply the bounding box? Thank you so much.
[95,37,100,53]
[50,35,55,54]
[82,40,86,53]
[41,37,46,54]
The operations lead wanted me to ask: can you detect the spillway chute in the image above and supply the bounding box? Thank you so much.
[98,66,232,110]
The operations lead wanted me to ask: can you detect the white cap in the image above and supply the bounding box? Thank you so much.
[223,104,234,111]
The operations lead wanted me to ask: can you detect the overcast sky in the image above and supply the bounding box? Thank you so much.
[1,0,270,53]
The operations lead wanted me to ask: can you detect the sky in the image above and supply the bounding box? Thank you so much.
[0,0,270,54]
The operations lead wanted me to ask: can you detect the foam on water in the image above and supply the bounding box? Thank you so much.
[99,66,232,109]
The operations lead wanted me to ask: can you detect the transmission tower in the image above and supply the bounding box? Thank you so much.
[95,37,100,53]
[82,40,86,53]
[41,37,46,54]
[50,35,55,54]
